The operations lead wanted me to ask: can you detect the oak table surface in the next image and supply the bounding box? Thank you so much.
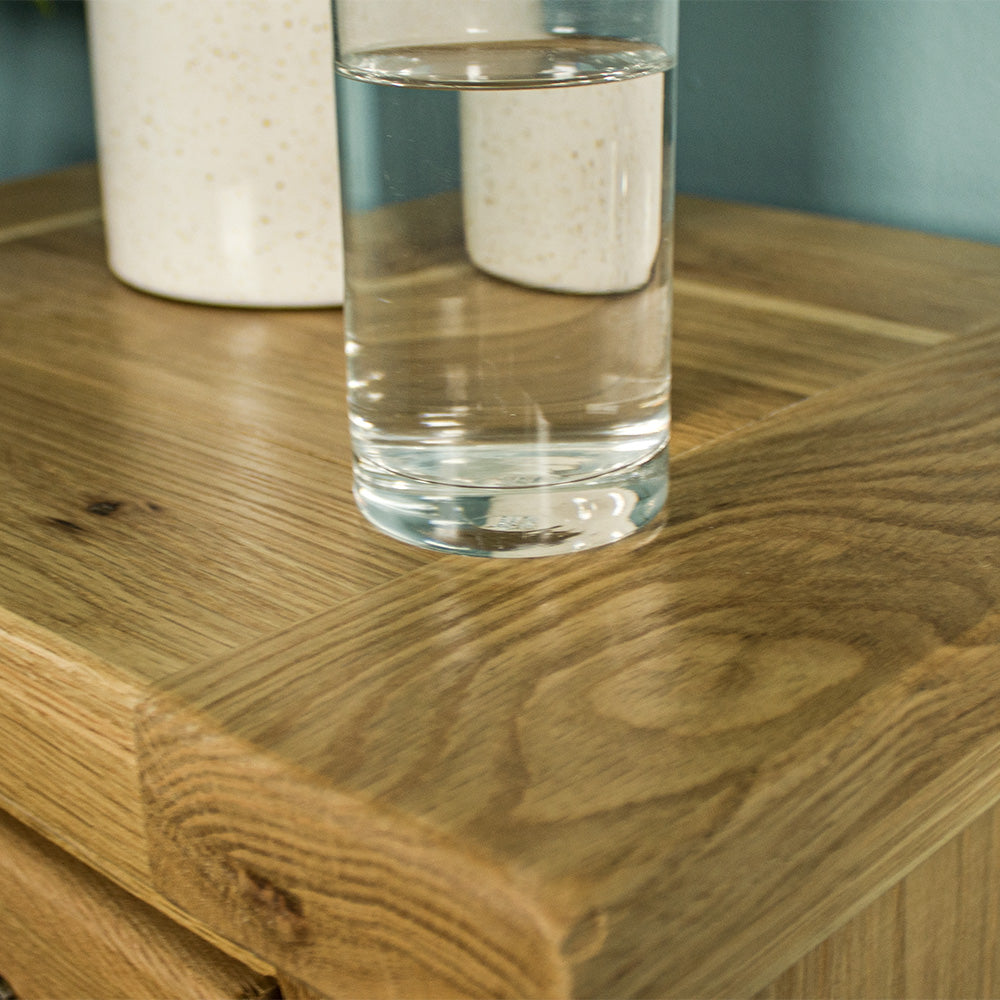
[3,163,1000,998]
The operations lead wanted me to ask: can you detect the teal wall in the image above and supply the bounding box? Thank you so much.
[2,0,999,244]
[0,1,94,180]
[677,0,1000,245]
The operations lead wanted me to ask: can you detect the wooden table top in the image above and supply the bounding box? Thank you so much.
[2,163,1000,998]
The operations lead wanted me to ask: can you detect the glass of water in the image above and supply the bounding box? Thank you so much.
[332,0,678,557]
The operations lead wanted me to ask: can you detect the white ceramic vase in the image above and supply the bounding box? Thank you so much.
[86,0,343,308]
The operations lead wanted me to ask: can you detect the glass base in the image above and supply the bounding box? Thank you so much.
[352,447,668,558]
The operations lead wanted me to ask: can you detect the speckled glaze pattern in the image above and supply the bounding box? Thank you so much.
[86,0,343,307]
[462,72,665,294]
[335,0,542,53]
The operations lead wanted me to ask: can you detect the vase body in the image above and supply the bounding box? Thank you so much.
[86,0,343,307]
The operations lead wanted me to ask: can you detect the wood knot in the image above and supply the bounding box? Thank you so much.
[86,500,123,516]
[234,866,310,945]
[45,517,84,533]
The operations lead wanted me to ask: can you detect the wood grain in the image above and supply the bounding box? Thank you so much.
[4,167,1000,998]
[140,327,1000,997]
[0,607,147,885]
[670,287,932,456]
[275,976,330,1000]
[0,807,275,1000]
[675,195,1000,336]
[0,225,431,618]
[141,717,571,1000]
[0,201,960,686]
[0,608,274,976]
[759,799,1000,999]
[0,162,101,244]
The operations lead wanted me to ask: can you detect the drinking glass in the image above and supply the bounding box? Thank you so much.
[332,0,678,557]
